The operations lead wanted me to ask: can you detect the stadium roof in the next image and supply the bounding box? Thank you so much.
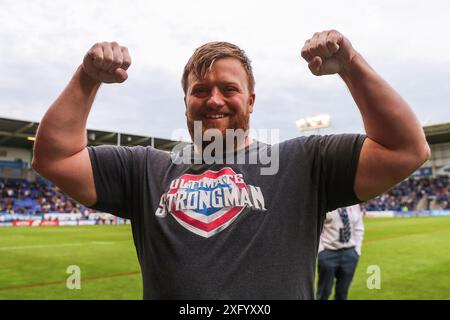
[0,116,185,151]
[423,122,450,145]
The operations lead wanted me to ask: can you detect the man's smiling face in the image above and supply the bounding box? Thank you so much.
[184,57,255,140]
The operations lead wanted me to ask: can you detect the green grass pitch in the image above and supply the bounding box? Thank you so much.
[0,216,449,300]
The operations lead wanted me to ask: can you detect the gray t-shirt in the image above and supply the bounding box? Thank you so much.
[87,134,366,299]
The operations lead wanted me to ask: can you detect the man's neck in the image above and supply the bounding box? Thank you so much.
[193,135,253,156]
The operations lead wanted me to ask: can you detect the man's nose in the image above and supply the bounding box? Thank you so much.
[206,88,225,108]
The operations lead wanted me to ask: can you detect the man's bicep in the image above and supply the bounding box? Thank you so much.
[320,134,365,211]
[354,138,409,201]
[43,148,97,207]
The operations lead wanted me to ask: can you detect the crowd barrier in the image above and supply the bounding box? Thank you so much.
[0,212,129,227]
[365,209,450,218]
[1,209,449,227]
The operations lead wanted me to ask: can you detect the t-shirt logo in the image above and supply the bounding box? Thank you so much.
[155,167,266,238]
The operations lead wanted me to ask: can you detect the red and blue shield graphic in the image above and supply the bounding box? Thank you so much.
[164,167,248,238]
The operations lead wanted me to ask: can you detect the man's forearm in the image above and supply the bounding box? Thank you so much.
[33,66,101,164]
[339,53,428,155]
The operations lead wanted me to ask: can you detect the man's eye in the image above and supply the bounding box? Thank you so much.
[193,88,208,95]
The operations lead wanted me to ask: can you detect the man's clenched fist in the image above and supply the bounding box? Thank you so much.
[301,30,357,76]
[82,42,131,84]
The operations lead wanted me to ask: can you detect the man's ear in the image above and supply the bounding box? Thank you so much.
[249,93,256,113]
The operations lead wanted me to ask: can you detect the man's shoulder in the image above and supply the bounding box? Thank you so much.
[278,133,366,151]
[276,135,326,152]
[87,144,172,160]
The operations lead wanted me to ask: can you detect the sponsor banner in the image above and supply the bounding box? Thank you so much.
[40,220,59,227]
[77,220,97,226]
[114,217,130,225]
[1,214,43,222]
[395,210,432,217]
[58,220,79,226]
[394,210,450,218]
[13,219,61,227]
[365,211,395,218]
[12,220,32,227]
[365,210,450,218]
[95,219,115,225]
[31,219,42,227]
[44,213,83,221]
[0,215,130,227]
[88,212,116,220]
[431,210,450,217]
[0,222,13,227]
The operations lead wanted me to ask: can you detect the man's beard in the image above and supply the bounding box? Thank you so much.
[187,111,250,152]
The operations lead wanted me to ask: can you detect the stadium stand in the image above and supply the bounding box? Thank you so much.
[0,116,187,225]
[362,176,449,212]
[0,176,94,215]
[361,122,450,212]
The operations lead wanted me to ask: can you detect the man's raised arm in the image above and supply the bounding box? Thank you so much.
[32,42,131,206]
[301,30,430,201]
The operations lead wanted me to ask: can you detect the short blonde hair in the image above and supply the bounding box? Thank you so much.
[181,41,255,94]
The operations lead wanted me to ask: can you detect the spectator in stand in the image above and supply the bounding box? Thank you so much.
[362,176,449,211]
[0,177,98,214]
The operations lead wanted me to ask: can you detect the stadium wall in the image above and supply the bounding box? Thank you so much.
[0,212,130,227]
[427,142,450,169]
[365,209,450,218]
[0,167,37,181]
[1,210,449,228]
[0,147,32,166]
